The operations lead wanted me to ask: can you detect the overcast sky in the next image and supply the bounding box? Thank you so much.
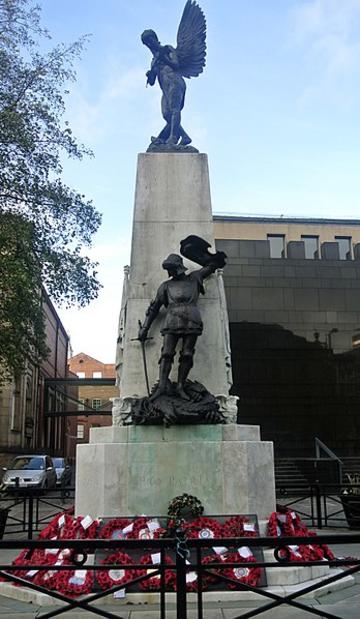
[39,0,360,363]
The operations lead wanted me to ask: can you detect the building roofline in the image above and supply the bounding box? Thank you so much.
[41,286,69,342]
[68,352,115,367]
[213,214,360,226]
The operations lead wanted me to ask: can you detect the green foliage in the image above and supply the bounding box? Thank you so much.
[0,0,102,380]
[0,213,47,383]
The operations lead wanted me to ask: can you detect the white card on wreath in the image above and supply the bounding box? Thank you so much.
[213,546,228,556]
[147,519,160,532]
[80,515,93,529]
[151,552,161,565]
[238,546,253,558]
[122,522,134,535]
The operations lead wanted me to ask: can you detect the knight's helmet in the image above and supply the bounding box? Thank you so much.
[162,254,187,275]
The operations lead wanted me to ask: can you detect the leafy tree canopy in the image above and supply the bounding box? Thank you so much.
[0,0,102,382]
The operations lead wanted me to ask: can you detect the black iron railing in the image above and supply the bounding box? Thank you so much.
[0,486,74,538]
[276,482,360,529]
[1,534,360,618]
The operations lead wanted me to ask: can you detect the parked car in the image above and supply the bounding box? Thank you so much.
[1,455,57,491]
[52,457,72,486]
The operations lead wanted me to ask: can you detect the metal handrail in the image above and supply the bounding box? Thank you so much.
[315,437,343,482]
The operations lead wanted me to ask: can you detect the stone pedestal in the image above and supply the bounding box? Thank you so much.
[116,153,232,400]
[75,152,276,524]
[75,424,276,520]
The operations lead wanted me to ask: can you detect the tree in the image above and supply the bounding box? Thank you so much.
[0,0,102,382]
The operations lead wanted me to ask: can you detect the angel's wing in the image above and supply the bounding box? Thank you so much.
[176,0,206,79]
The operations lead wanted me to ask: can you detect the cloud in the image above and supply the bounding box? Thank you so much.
[66,64,147,144]
[57,235,131,362]
[292,0,360,75]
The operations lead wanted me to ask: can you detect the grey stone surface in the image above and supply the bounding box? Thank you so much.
[318,288,346,311]
[293,288,319,310]
[321,242,340,260]
[229,287,252,310]
[117,153,231,399]
[354,243,360,260]
[251,288,284,310]
[345,288,360,310]
[75,424,276,518]
[287,241,306,259]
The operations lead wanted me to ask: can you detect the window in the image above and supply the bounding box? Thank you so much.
[267,234,285,258]
[335,236,352,260]
[77,424,85,439]
[301,235,319,259]
[76,372,85,379]
[92,371,102,378]
[78,398,85,412]
[92,399,102,410]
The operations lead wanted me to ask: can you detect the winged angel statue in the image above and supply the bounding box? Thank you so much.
[141,0,206,152]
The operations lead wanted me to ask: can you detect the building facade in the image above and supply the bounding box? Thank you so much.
[214,216,360,457]
[0,288,69,468]
[67,353,117,459]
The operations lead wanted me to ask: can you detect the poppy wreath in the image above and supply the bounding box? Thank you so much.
[128,517,166,540]
[297,528,335,562]
[267,510,296,537]
[184,516,222,540]
[9,548,45,585]
[60,516,99,540]
[55,567,94,597]
[39,508,75,540]
[267,510,335,562]
[98,518,133,540]
[33,553,70,590]
[139,554,175,591]
[167,493,204,522]
[178,554,220,592]
[213,552,261,589]
[222,516,258,538]
[11,548,65,587]
[97,551,140,590]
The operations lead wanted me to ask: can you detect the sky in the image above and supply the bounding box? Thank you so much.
[38,0,360,363]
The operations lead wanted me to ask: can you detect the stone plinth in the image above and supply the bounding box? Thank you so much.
[75,424,276,520]
[117,153,232,399]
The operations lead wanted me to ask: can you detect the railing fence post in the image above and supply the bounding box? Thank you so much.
[175,528,188,619]
[27,492,34,539]
[315,483,323,529]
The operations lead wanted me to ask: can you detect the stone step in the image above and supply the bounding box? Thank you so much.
[263,548,330,586]
[0,570,355,606]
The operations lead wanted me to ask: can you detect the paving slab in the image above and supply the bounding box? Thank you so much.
[223,609,321,619]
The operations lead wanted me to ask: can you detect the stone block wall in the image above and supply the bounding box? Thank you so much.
[215,238,360,457]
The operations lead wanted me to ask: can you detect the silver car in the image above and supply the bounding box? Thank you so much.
[2,455,57,490]
[52,457,72,486]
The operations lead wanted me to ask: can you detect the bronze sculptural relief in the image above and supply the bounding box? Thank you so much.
[141,0,206,152]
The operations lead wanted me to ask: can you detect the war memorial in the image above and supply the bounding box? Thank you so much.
[1,2,359,616]
[75,0,275,523]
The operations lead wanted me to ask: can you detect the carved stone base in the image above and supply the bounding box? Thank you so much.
[75,424,276,519]
[216,394,239,424]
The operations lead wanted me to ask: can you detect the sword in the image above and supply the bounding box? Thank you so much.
[131,320,153,397]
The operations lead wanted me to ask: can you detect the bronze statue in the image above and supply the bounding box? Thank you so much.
[141,0,206,152]
[132,236,226,426]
